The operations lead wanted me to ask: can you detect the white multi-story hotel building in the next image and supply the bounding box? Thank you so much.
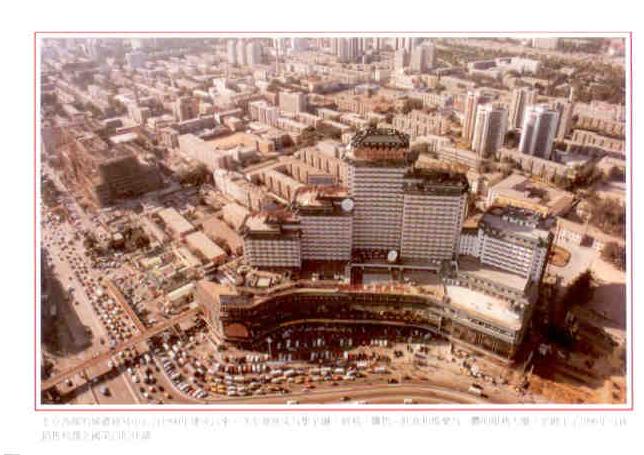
[459,207,552,282]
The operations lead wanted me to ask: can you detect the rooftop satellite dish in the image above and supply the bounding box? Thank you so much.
[387,250,398,263]
[341,198,354,212]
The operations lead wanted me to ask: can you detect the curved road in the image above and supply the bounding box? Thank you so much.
[191,382,488,405]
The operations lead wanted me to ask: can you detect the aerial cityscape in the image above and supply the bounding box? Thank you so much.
[39,35,628,406]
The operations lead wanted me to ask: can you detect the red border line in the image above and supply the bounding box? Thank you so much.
[38,406,630,412]
[34,31,632,34]
[33,31,634,413]
[34,31,38,412]
[629,31,634,411]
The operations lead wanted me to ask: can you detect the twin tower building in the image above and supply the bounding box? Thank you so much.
[243,128,469,270]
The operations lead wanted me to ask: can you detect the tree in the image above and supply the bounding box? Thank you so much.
[607,166,626,182]
[400,98,423,115]
[266,80,280,93]
[178,163,211,186]
[602,242,626,271]
[587,196,626,237]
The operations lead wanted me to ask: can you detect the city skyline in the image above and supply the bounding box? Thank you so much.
[38,34,628,407]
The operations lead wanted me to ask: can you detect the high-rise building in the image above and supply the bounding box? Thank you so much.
[278,91,306,113]
[243,213,302,268]
[243,128,469,268]
[400,169,468,263]
[236,40,247,66]
[404,37,414,53]
[336,37,361,63]
[394,48,408,71]
[408,43,435,73]
[360,38,369,53]
[462,90,491,144]
[296,189,353,261]
[291,37,308,52]
[471,104,508,157]
[330,38,339,55]
[173,96,199,122]
[346,128,468,259]
[508,87,537,130]
[519,104,559,160]
[125,51,146,69]
[226,40,238,65]
[347,151,408,251]
[552,99,573,141]
[245,41,263,66]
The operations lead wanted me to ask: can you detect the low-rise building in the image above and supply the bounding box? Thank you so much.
[486,173,575,217]
[392,109,450,139]
[554,217,624,252]
[185,231,227,265]
[157,208,196,239]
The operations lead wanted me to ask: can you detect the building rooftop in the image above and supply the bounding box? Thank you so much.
[350,127,410,149]
[403,167,470,194]
[201,216,244,253]
[556,216,625,246]
[446,285,522,330]
[481,206,551,243]
[185,231,227,262]
[244,211,300,237]
[158,208,195,236]
[295,186,351,216]
[462,213,484,230]
[489,173,574,216]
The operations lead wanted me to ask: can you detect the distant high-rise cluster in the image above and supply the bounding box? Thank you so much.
[509,87,537,130]
[334,37,363,63]
[462,90,492,145]
[227,39,263,66]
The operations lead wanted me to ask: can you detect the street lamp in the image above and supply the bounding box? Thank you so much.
[266,337,272,359]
